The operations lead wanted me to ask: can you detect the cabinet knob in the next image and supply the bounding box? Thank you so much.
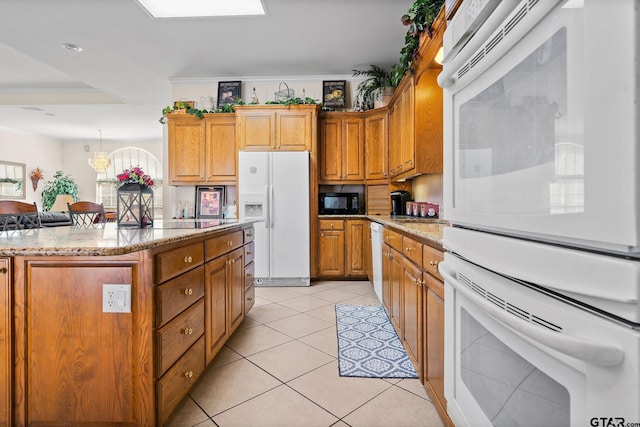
[247,297,254,301]
[227,241,233,246]
[321,233,324,237]
[405,247,413,252]
[0,267,6,274]
[330,223,334,228]
[183,288,193,295]
[429,260,439,267]
[183,256,193,263]
[183,327,193,335]
[184,370,194,379]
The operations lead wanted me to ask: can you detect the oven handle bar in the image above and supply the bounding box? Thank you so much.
[439,261,625,367]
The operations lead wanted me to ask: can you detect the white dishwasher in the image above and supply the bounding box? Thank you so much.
[370,222,383,302]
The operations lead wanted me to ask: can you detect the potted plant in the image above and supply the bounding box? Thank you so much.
[41,171,80,212]
[352,65,394,111]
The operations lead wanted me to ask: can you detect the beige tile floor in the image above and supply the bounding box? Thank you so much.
[166,280,444,427]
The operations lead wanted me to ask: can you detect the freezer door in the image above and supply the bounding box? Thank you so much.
[270,151,310,278]
[239,151,270,278]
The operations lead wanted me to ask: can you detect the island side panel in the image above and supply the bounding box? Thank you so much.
[12,252,154,426]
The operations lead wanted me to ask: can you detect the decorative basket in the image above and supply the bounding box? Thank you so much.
[274,82,294,102]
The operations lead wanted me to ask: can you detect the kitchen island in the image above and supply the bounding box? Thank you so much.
[0,220,257,426]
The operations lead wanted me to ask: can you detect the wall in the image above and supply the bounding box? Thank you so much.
[62,139,163,202]
[0,127,64,208]
[411,173,444,217]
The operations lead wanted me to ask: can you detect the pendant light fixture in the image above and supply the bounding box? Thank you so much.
[88,129,112,173]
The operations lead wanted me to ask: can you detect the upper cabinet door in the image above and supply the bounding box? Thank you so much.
[205,115,237,183]
[168,116,206,184]
[341,118,365,181]
[276,109,314,151]
[365,109,389,182]
[235,109,276,151]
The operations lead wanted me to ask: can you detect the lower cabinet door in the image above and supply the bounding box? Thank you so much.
[157,338,205,425]
[205,256,228,364]
[401,259,423,378]
[319,230,345,276]
[0,258,9,426]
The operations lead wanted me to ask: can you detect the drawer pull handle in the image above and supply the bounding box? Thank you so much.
[0,267,7,274]
[247,297,254,301]
[405,247,413,252]
[246,273,253,277]
[183,288,193,295]
[247,251,253,256]
[429,260,439,267]
[183,328,193,335]
[185,370,194,379]
[227,241,233,246]
[183,256,193,263]
[246,233,254,237]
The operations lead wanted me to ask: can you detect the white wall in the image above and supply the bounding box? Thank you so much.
[0,127,64,208]
[62,139,163,202]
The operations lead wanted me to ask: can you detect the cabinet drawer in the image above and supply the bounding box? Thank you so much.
[156,337,205,426]
[244,241,255,265]
[156,266,205,328]
[155,242,204,284]
[382,228,402,252]
[402,236,423,267]
[205,230,244,261]
[244,260,255,291]
[423,244,444,282]
[319,219,344,230]
[156,299,204,375]
[244,227,255,243]
[244,284,255,314]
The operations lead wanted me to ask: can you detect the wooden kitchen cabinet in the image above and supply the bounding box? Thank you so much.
[0,258,9,426]
[235,105,318,152]
[346,219,368,276]
[319,113,365,183]
[402,256,423,378]
[204,230,246,364]
[167,113,237,185]
[318,219,368,278]
[364,108,389,183]
[318,219,345,277]
[423,272,447,425]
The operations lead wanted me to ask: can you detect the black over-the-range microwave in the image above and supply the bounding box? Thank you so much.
[319,192,361,215]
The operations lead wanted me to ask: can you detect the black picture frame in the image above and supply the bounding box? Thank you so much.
[217,81,242,107]
[322,80,346,109]
[196,186,225,219]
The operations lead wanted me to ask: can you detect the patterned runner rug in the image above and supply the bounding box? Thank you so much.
[335,304,418,378]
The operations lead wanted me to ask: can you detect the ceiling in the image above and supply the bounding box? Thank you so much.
[0,0,414,143]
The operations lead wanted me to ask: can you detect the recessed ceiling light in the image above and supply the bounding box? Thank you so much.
[63,43,83,52]
[136,0,265,18]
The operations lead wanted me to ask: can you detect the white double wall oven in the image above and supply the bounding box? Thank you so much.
[438,0,640,426]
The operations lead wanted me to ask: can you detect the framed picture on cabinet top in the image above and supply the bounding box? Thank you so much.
[196,186,225,219]
[217,81,242,107]
[322,80,346,109]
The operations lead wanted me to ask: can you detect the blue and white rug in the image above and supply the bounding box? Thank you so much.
[335,303,418,378]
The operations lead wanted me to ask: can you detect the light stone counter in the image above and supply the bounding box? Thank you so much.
[318,214,447,247]
[0,219,258,256]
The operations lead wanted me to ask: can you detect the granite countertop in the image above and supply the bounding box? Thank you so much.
[0,219,257,257]
[318,214,448,246]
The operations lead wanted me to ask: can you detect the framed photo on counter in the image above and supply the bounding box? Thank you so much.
[217,81,242,107]
[196,186,225,219]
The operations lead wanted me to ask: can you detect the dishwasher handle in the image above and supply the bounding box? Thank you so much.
[439,261,625,367]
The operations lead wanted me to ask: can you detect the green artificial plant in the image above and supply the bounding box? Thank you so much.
[352,65,394,111]
[41,171,80,212]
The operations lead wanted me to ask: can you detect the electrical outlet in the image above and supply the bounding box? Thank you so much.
[103,284,131,313]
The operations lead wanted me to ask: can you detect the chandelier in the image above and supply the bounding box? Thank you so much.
[88,129,112,173]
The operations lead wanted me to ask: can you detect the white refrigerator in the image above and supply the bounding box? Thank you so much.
[238,151,310,286]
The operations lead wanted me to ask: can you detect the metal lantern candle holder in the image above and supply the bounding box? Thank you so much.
[116,183,154,228]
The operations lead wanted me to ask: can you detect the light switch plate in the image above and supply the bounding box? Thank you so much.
[103,284,131,313]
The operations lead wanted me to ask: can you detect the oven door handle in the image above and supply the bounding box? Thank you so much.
[440,262,625,367]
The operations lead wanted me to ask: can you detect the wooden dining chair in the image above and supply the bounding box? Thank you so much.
[67,201,106,226]
[0,200,41,231]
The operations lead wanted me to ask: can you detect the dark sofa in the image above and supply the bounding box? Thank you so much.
[38,211,72,227]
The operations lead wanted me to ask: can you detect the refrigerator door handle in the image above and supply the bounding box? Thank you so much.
[264,184,270,228]
[269,185,274,228]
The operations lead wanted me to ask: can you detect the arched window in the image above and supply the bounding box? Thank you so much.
[96,147,163,219]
